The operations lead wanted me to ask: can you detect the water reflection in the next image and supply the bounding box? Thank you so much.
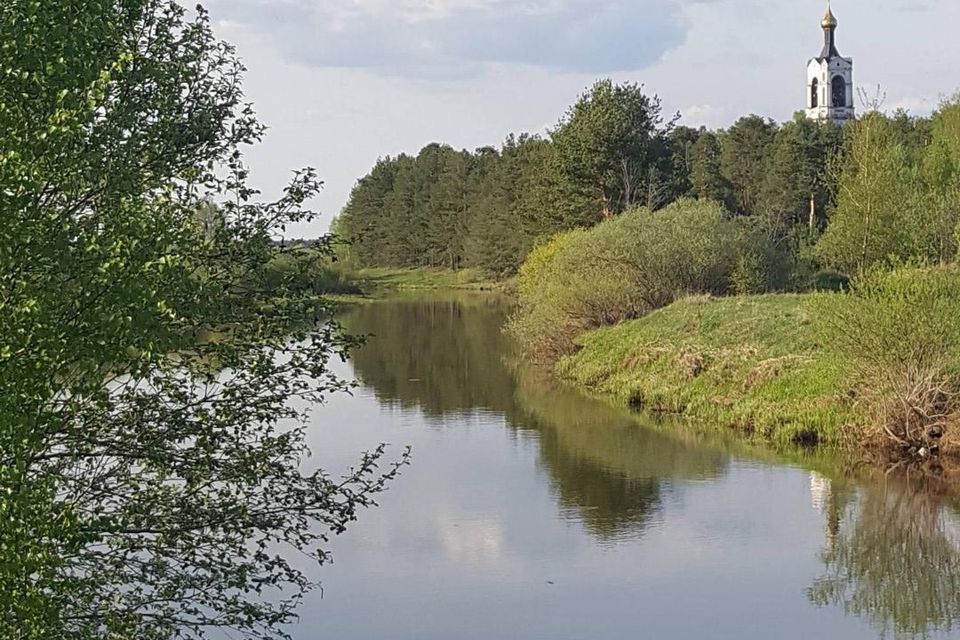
[809,475,960,638]
[513,366,727,541]
[337,294,960,639]
[340,295,729,542]
[344,294,515,416]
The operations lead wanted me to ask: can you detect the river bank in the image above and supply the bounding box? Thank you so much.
[336,269,957,468]
[555,293,861,450]
[344,267,513,296]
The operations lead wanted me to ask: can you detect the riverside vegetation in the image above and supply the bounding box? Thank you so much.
[340,80,960,463]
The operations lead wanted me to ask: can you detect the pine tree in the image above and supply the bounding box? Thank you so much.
[720,115,778,216]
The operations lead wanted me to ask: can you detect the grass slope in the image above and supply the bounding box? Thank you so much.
[557,294,861,448]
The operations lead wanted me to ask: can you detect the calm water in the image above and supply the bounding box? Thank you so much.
[297,294,960,640]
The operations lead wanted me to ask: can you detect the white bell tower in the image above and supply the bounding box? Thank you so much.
[805,6,854,124]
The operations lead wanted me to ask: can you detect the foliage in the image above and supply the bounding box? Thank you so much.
[812,266,960,452]
[262,245,361,296]
[508,229,589,359]
[508,199,763,359]
[0,2,403,638]
[551,79,676,216]
[720,115,778,217]
[336,81,691,278]
[689,130,732,206]
[816,112,925,273]
[336,85,960,289]
[815,103,960,275]
[758,116,843,236]
[810,270,851,292]
[919,97,960,263]
[730,254,770,295]
[336,135,594,277]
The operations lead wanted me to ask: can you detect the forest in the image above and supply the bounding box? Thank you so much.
[335,80,952,279]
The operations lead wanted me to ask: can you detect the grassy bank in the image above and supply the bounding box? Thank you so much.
[557,294,861,449]
[349,267,513,295]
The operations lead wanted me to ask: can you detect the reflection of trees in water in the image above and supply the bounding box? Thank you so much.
[532,412,663,541]
[340,295,516,416]
[809,478,960,639]
[343,296,729,542]
[348,296,960,631]
[513,365,729,540]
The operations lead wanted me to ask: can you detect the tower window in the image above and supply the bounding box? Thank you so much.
[832,75,846,108]
[811,78,819,108]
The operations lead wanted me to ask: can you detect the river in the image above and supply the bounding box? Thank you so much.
[296,293,960,640]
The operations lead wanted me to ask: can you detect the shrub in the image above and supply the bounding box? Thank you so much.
[812,266,960,455]
[731,254,769,295]
[810,270,850,292]
[508,199,768,359]
[509,229,591,359]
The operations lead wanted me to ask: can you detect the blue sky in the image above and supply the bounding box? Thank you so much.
[204,0,960,237]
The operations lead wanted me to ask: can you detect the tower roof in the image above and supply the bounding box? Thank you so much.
[818,5,841,59]
[821,6,838,30]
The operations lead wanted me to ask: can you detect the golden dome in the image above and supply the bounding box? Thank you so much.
[821,6,838,29]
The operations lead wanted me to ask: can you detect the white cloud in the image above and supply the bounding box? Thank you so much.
[208,0,709,77]
[205,0,960,237]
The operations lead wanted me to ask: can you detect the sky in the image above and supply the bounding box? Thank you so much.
[203,0,960,238]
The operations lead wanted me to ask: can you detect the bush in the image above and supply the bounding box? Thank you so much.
[509,229,590,359]
[812,266,960,454]
[508,199,770,359]
[810,270,850,292]
[731,254,769,295]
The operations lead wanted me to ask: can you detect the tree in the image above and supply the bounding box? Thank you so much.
[337,157,400,265]
[720,115,778,216]
[816,112,921,273]
[919,97,960,262]
[689,131,732,206]
[551,79,674,218]
[890,108,934,164]
[0,2,404,638]
[463,135,590,276]
[423,147,471,269]
[758,116,841,237]
[662,125,701,202]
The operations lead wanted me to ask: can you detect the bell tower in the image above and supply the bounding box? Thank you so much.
[805,5,854,124]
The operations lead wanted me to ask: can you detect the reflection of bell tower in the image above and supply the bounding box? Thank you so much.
[805,5,855,124]
[810,472,846,550]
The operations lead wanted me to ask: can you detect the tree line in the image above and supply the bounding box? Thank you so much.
[335,79,859,276]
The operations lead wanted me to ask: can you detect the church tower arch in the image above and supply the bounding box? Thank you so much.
[831,75,847,108]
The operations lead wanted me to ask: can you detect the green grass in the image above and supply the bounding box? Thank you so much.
[557,293,862,448]
[350,267,513,294]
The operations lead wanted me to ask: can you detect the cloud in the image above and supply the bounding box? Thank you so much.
[208,0,701,78]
